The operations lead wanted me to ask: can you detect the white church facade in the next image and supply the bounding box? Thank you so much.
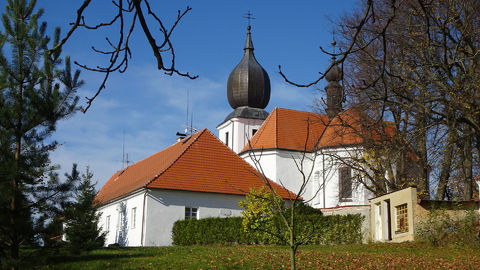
[95,24,375,246]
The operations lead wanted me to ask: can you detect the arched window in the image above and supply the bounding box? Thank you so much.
[339,167,352,201]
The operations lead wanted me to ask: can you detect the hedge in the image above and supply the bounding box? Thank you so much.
[172,213,364,246]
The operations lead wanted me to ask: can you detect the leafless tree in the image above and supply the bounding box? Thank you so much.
[49,0,197,112]
[244,116,335,270]
[281,0,480,200]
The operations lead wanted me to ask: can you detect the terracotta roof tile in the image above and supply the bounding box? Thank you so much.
[242,108,330,152]
[96,129,295,204]
[243,107,396,153]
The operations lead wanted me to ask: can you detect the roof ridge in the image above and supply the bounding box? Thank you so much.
[144,129,207,187]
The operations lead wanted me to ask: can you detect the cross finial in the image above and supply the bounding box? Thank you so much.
[331,30,337,60]
[243,11,255,30]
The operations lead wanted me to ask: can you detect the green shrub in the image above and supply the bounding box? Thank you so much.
[172,214,364,246]
[415,209,480,247]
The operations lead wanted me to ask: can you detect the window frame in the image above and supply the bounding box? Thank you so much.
[338,166,353,202]
[131,207,137,229]
[185,207,198,220]
[395,204,409,233]
[225,132,229,147]
[106,215,111,232]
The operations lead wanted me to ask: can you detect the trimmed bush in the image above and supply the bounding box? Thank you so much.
[172,214,364,246]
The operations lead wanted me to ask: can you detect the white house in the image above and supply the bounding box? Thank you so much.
[95,129,294,246]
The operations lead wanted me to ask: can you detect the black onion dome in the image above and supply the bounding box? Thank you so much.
[227,26,271,109]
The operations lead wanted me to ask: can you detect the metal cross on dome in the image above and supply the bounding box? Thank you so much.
[243,11,256,27]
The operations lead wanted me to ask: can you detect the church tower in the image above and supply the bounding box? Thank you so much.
[217,23,270,153]
[324,41,344,119]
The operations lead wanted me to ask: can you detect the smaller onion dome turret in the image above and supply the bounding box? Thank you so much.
[227,25,271,110]
[325,40,344,120]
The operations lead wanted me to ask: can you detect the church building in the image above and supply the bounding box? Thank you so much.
[216,25,374,209]
[95,24,375,246]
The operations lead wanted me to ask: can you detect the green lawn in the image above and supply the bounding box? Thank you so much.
[28,243,480,269]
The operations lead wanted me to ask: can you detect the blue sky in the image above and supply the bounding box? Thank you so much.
[6,0,360,189]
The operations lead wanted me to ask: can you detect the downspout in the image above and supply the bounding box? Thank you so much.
[140,189,147,246]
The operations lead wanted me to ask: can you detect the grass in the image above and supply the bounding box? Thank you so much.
[27,242,480,269]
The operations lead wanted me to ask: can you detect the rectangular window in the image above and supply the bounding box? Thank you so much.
[117,212,123,229]
[106,215,111,232]
[131,207,137,229]
[185,207,198,220]
[225,132,229,147]
[339,166,352,201]
[396,204,408,233]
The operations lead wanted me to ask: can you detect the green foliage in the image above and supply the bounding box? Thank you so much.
[0,0,82,267]
[238,187,284,237]
[172,217,249,245]
[416,209,480,247]
[236,187,363,247]
[64,166,106,253]
[171,214,364,246]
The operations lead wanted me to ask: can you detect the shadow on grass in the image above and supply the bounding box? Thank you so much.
[25,247,154,267]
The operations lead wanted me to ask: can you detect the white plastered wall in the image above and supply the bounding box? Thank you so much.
[242,149,314,202]
[241,147,373,209]
[97,189,146,246]
[143,189,245,246]
[217,117,264,154]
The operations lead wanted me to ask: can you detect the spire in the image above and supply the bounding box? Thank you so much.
[325,39,344,119]
[244,25,254,50]
[243,11,255,50]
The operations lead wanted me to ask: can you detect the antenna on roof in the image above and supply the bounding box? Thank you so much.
[186,88,189,133]
[176,89,190,140]
[122,131,125,168]
[121,131,131,168]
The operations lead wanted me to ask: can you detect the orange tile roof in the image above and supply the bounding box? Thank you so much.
[242,107,395,153]
[96,129,296,204]
[242,108,330,152]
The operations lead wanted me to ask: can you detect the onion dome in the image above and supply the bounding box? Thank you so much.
[325,61,342,82]
[325,40,344,120]
[227,25,271,109]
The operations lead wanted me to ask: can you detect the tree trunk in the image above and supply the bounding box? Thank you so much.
[290,245,296,270]
[416,113,430,198]
[10,71,24,270]
[435,127,456,200]
[462,128,473,200]
[289,205,296,270]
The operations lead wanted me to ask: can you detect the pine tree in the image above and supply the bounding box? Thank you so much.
[0,0,82,268]
[64,166,105,253]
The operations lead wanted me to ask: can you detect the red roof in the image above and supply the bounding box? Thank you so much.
[96,129,295,204]
[242,108,330,152]
[242,107,396,153]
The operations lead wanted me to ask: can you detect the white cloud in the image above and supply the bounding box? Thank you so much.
[50,66,229,190]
